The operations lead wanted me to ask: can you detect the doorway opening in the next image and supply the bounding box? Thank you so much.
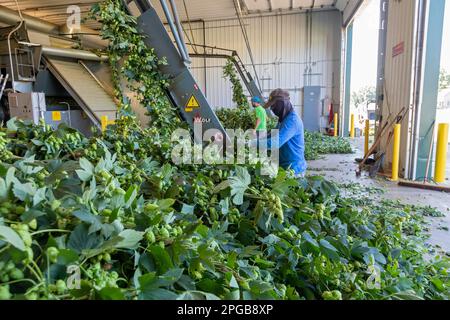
[435,0,450,184]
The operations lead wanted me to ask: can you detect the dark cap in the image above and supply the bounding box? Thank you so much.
[264,89,290,109]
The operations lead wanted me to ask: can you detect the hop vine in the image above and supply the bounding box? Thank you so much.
[91,0,182,138]
[223,58,249,109]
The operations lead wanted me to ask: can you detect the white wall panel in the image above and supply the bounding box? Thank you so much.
[186,10,342,114]
[380,0,417,175]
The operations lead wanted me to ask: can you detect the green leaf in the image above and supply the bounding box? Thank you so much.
[20,208,46,224]
[6,118,18,131]
[139,288,178,300]
[76,170,92,182]
[138,269,183,300]
[227,272,239,289]
[0,178,7,200]
[181,203,195,214]
[57,249,79,265]
[32,187,47,206]
[390,290,424,300]
[0,225,26,251]
[319,239,340,261]
[45,160,79,185]
[72,210,103,234]
[302,231,319,249]
[228,166,251,205]
[178,291,220,300]
[98,287,125,300]
[149,245,173,274]
[236,220,256,246]
[6,167,16,188]
[213,180,230,193]
[124,185,138,208]
[157,199,175,211]
[431,278,445,292]
[114,229,144,249]
[12,181,36,201]
[271,170,297,197]
[76,158,94,182]
[224,289,240,300]
[82,237,123,259]
[219,198,229,215]
[196,278,224,295]
[67,224,102,253]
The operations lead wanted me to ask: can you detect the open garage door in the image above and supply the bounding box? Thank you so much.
[43,56,117,127]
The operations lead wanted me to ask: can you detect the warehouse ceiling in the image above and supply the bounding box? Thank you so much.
[242,0,343,13]
[0,0,356,30]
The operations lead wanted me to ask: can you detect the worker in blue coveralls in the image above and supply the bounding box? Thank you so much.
[256,89,307,177]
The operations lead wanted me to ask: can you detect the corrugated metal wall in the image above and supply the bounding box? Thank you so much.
[380,0,417,176]
[180,10,342,114]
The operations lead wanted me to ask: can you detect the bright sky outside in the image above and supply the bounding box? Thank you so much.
[351,0,450,93]
[350,0,380,93]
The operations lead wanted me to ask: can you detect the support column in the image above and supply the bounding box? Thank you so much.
[375,0,389,132]
[343,23,353,137]
[414,0,445,180]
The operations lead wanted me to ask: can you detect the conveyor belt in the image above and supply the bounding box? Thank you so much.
[44,56,117,127]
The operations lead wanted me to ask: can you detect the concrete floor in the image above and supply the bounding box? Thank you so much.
[308,138,450,254]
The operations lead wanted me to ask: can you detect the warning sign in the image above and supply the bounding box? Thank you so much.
[52,111,61,121]
[185,95,200,112]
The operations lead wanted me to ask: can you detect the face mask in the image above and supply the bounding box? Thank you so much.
[271,99,294,122]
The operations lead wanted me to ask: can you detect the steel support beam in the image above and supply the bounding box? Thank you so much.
[342,23,353,137]
[375,0,389,131]
[413,0,445,180]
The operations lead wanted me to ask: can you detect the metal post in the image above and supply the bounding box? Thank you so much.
[350,114,355,138]
[202,20,207,97]
[159,0,190,63]
[435,123,449,183]
[392,124,401,181]
[343,23,353,137]
[375,0,389,131]
[334,113,338,137]
[412,0,446,180]
[168,0,190,63]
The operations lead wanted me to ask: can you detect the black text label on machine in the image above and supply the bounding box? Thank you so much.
[185,95,200,112]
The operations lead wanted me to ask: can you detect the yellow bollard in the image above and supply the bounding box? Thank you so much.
[434,123,449,183]
[364,119,370,156]
[334,113,338,137]
[350,114,355,138]
[391,124,401,181]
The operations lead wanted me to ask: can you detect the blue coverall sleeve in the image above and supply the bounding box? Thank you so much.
[260,116,298,149]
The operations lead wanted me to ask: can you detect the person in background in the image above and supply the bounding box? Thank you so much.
[256,89,307,177]
[251,96,267,137]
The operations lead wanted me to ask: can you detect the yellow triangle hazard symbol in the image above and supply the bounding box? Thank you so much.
[185,95,200,112]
